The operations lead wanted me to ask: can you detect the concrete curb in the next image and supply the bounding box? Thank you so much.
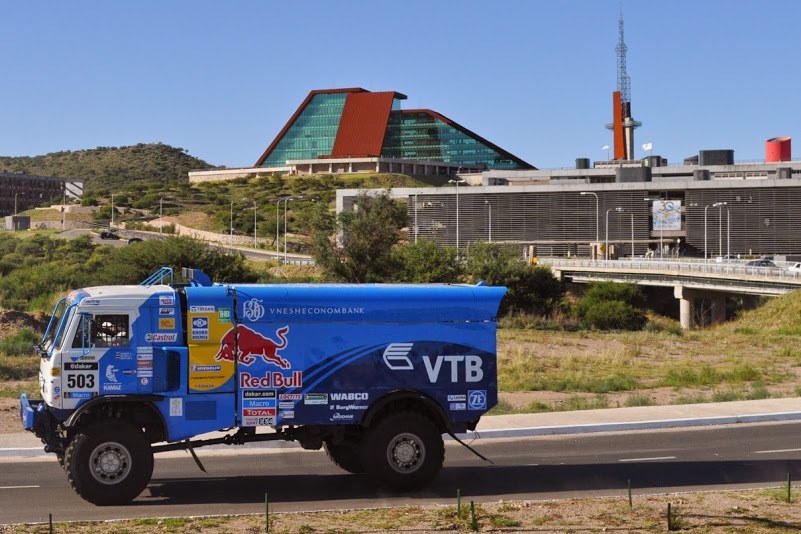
[455,411,801,440]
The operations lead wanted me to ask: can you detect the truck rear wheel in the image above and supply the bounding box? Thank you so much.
[324,439,365,474]
[361,411,444,491]
[64,420,153,505]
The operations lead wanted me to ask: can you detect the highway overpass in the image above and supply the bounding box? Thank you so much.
[540,258,801,329]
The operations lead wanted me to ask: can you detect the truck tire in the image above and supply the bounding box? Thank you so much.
[324,439,365,474]
[64,420,153,506]
[361,411,444,491]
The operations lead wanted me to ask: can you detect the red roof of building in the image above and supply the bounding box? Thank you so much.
[330,92,397,158]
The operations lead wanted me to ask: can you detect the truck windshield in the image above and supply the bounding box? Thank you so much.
[53,306,78,352]
[40,298,69,353]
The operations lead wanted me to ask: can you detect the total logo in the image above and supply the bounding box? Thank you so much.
[382,343,484,383]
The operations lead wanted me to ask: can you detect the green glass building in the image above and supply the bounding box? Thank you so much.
[255,88,533,171]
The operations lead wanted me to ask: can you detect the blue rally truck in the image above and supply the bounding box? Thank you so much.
[20,268,506,505]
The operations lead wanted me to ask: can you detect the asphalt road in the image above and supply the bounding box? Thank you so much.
[3,421,801,524]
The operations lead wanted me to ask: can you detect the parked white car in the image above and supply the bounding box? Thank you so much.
[788,262,801,273]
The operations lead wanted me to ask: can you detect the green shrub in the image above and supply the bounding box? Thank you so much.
[0,329,39,356]
[579,299,647,330]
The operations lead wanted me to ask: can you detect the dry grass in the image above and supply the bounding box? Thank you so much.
[5,489,801,532]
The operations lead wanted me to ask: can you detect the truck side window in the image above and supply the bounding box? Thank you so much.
[94,314,130,348]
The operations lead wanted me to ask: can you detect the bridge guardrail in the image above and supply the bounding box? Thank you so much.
[540,258,801,282]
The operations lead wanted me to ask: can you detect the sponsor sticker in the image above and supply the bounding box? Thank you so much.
[145,333,178,343]
[304,393,328,405]
[447,394,467,402]
[190,305,215,313]
[159,318,176,330]
[279,410,294,418]
[170,398,183,417]
[191,365,222,372]
[218,308,231,324]
[468,390,487,410]
[83,299,100,306]
[159,296,175,306]
[279,393,302,401]
[330,392,368,401]
[450,402,467,411]
[159,308,174,316]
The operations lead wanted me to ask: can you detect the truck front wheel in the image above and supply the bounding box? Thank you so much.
[361,411,444,491]
[64,420,154,505]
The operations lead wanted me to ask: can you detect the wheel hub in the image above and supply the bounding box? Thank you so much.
[90,442,131,485]
[388,433,425,473]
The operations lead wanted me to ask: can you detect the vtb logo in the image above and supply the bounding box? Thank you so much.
[214,325,290,368]
[382,342,483,383]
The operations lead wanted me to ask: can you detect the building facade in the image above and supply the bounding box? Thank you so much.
[0,171,83,218]
[254,88,534,173]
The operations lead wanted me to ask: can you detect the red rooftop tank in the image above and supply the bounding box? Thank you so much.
[765,136,791,162]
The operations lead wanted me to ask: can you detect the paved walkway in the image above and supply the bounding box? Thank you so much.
[4,398,799,458]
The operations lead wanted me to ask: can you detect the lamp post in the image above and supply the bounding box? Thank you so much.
[704,204,711,263]
[580,192,599,257]
[604,208,615,261]
[62,189,67,230]
[283,196,303,264]
[276,200,281,254]
[14,193,18,216]
[253,202,258,249]
[414,195,418,244]
[230,201,234,247]
[613,207,632,259]
[111,194,114,229]
[160,197,164,236]
[717,202,727,259]
[448,178,466,253]
[485,200,492,242]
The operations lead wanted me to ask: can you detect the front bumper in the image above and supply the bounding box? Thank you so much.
[19,393,45,431]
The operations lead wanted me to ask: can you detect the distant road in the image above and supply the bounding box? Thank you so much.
[53,229,314,264]
[3,422,801,524]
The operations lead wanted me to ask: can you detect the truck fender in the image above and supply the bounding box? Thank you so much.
[362,389,451,433]
[64,395,167,437]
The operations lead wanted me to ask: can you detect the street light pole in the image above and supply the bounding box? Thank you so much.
[485,200,492,242]
[580,192,599,257]
[14,193,18,216]
[160,197,164,236]
[704,204,711,263]
[253,202,258,249]
[414,195,418,244]
[111,194,114,228]
[62,189,66,230]
[230,201,234,247]
[448,179,466,253]
[276,200,281,254]
[719,204,723,258]
[605,208,615,261]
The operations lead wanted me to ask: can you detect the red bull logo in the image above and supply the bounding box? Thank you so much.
[214,325,290,368]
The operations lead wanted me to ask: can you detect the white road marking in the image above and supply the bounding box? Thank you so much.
[618,456,676,462]
[0,485,40,490]
[754,448,801,454]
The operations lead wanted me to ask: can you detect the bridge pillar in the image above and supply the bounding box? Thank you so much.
[674,285,694,330]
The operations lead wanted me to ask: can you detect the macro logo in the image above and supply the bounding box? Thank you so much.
[243,298,265,321]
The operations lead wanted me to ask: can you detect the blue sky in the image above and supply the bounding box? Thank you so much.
[2,1,799,170]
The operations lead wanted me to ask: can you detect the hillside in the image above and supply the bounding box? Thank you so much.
[0,143,216,191]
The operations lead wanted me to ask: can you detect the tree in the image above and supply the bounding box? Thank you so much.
[310,191,407,283]
[576,281,647,330]
[394,240,463,283]
[466,242,565,316]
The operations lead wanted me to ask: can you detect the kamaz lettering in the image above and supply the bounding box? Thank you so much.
[19,267,505,506]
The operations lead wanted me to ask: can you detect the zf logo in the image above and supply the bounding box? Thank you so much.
[468,390,487,410]
[382,343,483,383]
